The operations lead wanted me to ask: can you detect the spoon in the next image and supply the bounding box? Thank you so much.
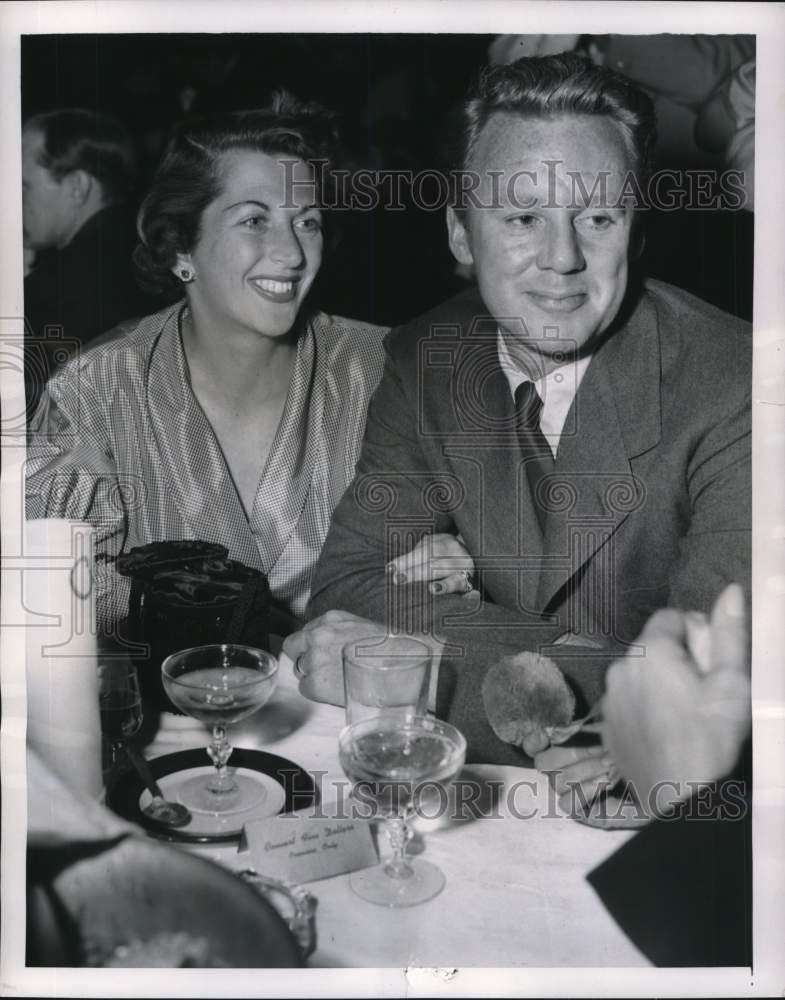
[124,746,192,828]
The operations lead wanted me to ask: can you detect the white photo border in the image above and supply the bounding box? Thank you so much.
[2,2,783,996]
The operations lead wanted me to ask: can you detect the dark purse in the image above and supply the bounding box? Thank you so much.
[117,541,271,712]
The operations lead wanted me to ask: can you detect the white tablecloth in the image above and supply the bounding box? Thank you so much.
[144,659,648,968]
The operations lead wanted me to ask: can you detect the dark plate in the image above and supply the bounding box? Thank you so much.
[106,748,319,844]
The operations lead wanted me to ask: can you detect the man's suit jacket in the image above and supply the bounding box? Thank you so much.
[588,737,752,967]
[24,203,156,417]
[309,278,751,763]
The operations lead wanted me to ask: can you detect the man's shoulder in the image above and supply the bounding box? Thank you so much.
[391,285,487,335]
[641,278,751,379]
[54,204,138,287]
[644,278,750,336]
[69,203,136,249]
[385,286,488,359]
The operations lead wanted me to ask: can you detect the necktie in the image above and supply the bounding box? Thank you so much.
[514,381,554,530]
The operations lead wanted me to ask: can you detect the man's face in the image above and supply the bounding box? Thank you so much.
[448,113,635,370]
[22,128,77,251]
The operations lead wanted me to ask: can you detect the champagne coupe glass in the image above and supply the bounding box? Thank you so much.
[98,661,143,768]
[343,634,433,726]
[339,714,466,907]
[161,644,278,815]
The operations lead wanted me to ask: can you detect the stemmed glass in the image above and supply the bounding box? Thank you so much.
[339,714,466,907]
[98,661,143,768]
[340,633,466,906]
[161,644,278,815]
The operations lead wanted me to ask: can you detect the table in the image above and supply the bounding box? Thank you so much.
[142,658,648,969]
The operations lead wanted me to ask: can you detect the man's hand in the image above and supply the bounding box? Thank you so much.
[533,584,749,818]
[601,583,750,813]
[534,743,617,814]
[281,610,383,707]
[386,532,475,596]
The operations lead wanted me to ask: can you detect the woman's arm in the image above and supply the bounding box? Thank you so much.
[26,365,128,629]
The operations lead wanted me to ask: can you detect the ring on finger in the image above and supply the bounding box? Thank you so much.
[293,655,306,680]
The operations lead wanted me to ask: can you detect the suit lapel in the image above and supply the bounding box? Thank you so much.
[536,288,663,612]
[440,295,544,611]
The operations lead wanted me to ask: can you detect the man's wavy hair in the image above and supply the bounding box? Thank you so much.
[453,53,657,233]
[134,91,340,298]
[24,108,137,203]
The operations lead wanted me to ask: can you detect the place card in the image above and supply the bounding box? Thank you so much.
[241,815,379,884]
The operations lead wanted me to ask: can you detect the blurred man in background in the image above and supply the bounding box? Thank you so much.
[22,108,154,416]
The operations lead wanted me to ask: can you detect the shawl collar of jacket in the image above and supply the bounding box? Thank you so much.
[444,282,662,612]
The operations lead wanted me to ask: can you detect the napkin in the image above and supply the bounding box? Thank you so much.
[24,519,102,799]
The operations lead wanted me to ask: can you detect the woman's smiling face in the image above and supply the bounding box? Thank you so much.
[179,149,323,339]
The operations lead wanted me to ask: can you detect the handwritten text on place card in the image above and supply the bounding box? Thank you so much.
[242,815,378,884]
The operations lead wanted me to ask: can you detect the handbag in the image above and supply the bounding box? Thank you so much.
[117,541,271,712]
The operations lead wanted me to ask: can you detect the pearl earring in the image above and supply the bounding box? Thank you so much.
[179,267,194,282]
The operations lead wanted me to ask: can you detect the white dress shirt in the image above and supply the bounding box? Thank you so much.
[497,331,593,458]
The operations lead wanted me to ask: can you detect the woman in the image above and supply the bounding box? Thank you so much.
[26,94,471,633]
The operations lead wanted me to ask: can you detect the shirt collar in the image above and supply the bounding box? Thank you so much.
[496,329,593,448]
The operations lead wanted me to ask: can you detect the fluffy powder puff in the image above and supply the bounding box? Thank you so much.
[482,651,575,746]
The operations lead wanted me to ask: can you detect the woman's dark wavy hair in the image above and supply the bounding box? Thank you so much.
[453,53,657,241]
[134,92,340,298]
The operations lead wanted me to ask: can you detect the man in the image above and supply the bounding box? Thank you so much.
[285,55,751,764]
[584,583,752,966]
[22,108,154,415]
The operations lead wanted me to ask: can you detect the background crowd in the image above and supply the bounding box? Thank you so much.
[22,31,755,364]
